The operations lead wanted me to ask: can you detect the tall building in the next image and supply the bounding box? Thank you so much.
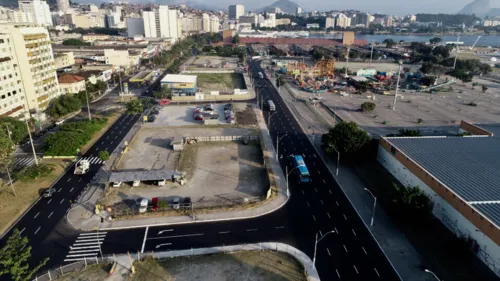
[202,13,210,32]
[353,13,369,28]
[335,14,351,28]
[325,17,335,29]
[18,0,52,26]
[228,4,244,20]
[0,24,60,120]
[209,15,219,32]
[142,6,180,41]
[142,11,157,37]
[296,7,302,15]
[126,18,144,37]
[385,16,393,27]
[56,0,69,13]
[0,7,33,24]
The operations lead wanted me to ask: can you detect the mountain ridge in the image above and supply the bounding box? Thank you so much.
[254,0,300,14]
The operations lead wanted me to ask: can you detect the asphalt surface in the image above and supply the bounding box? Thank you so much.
[1,61,400,281]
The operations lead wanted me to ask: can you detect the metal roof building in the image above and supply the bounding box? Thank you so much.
[378,121,500,277]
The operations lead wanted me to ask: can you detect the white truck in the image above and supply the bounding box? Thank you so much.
[74,160,90,175]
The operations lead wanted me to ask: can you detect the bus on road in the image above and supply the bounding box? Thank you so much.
[291,155,310,183]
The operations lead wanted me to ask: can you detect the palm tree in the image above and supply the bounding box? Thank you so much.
[392,183,432,219]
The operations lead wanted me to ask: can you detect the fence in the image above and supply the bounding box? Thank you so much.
[32,256,106,281]
[188,135,259,142]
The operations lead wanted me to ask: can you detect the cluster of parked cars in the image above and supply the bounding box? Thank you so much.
[223,103,235,123]
[136,196,192,213]
[193,104,219,121]
[147,105,163,122]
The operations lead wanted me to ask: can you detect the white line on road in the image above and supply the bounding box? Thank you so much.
[141,227,149,254]
[155,243,172,249]
[219,231,230,234]
[67,178,71,182]
[320,200,324,205]
[158,229,174,235]
[60,199,65,204]
[354,265,359,274]
[343,244,348,252]
[374,268,380,277]
[326,248,331,256]
[34,227,41,235]
[343,214,347,220]
[301,190,304,195]
[314,188,318,193]
[327,212,331,218]
[58,188,62,192]
[20,227,25,235]
[48,212,53,218]
[70,245,101,250]
[275,226,285,229]
[335,227,338,234]
[336,269,341,279]
[352,229,357,236]
[72,242,103,246]
[306,201,310,207]
[70,188,74,192]
[322,179,326,184]
[79,232,107,236]
[78,178,82,182]
[34,212,40,219]
[362,247,367,255]
[147,233,204,240]
[312,215,316,222]
[336,201,339,206]
[47,199,52,204]
[329,189,332,194]
[246,229,258,232]
[317,170,320,175]
[66,253,98,258]
[69,249,100,254]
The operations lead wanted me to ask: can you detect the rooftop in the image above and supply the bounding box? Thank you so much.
[384,124,500,226]
[161,74,197,84]
[58,74,85,84]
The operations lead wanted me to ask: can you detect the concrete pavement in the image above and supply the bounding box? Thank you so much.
[67,105,289,231]
[275,77,429,281]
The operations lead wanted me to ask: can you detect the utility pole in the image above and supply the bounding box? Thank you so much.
[85,90,91,121]
[345,47,350,77]
[25,117,38,166]
[392,61,403,111]
[453,33,460,70]
[369,41,374,66]
[3,124,16,196]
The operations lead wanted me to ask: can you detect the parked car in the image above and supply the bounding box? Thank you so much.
[113,182,122,187]
[137,198,148,213]
[182,197,192,208]
[172,198,180,209]
[194,113,204,121]
[202,112,219,120]
[224,104,233,111]
[43,188,56,198]
[148,115,156,122]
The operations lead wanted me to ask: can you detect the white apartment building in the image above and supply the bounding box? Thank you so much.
[209,15,219,32]
[18,0,52,26]
[484,17,500,27]
[104,49,140,69]
[336,14,351,28]
[0,24,60,120]
[228,4,244,20]
[56,0,69,13]
[142,6,180,42]
[182,15,202,33]
[325,17,335,29]
[202,13,210,32]
[142,11,157,37]
[0,7,33,24]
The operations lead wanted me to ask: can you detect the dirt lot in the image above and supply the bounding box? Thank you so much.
[312,77,500,136]
[188,56,240,70]
[55,264,110,281]
[196,73,246,93]
[107,140,266,208]
[131,251,306,281]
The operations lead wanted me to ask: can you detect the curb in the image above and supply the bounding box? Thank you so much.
[270,67,404,281]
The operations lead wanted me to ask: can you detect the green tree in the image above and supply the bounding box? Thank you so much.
[360,102,376,112]
[472,82,479,89]
[62,39,90,46]
[232,34,240,44]
[429,37,442,44]
[0,229,49,281]
[0,136,15,195]
[47,95,82,118]
[322,122,370,155]
[392,183,432,219]
[126,99,144,114]
[383,38,396,48]
[421,76,436,86]
[98,150,110,161]
[397,129,421,136]
[153,87,172,99]
[0,117,27,144]
[482,85,488,93]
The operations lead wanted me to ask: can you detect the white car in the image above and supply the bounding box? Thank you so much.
[137,198,148,213]
[112,182,122,187]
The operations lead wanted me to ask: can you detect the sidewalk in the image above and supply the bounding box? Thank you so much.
[275,79,429,281]
[66,105,288,231]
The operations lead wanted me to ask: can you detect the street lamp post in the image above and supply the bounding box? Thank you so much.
[24,116,38,166]
[285,165,298,197]
[424,269,442,281]
[313,230,335,267]
[97,220,103,258]
[3,124,16,196]
[345,47,350,77]
[85,90,92,121]
[369,41,374,66]
[364,188,377,226]
[268,111,277,126]
[276,134,288,161]
[392,60,403,111]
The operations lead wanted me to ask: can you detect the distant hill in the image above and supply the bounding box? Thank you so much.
[458,0,494,18]
[255,0,300,14]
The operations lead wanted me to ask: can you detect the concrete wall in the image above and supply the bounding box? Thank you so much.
[377,143,500,277]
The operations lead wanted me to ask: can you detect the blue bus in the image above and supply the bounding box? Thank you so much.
[292,155,310,183]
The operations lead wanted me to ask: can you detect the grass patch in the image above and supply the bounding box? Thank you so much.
[178,144,198,180]
[0,159,72,236]
[196,73,246,92]
[133,251,306,281]
[53,263,110,281]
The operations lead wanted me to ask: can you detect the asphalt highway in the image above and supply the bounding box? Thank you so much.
[1,61,400,281]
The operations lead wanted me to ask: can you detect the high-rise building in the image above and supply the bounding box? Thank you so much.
[142,11,157,37]
[142,6,179,41]
[296,7,302,15]
[228,4,244,20]
[335,14,351,28]
[202,13,210,32]
[18,0,52,26]
[0,7,33,24]
[325,17,335,29]
[353,13,369,28]
[385,16,393,27]
[209,15,219,32]
[0,24,61,119]
[56,0,69,12]
[126,18,144,37]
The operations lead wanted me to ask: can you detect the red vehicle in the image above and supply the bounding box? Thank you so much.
[159,99,170,106]
[266,73,271,80]
[152,197,159,211]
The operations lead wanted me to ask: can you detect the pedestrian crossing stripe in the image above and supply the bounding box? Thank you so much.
[64,232,107,262]
[76,156,105,165]
[12,157,37,168]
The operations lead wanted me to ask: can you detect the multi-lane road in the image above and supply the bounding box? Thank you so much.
[1,60,400,281]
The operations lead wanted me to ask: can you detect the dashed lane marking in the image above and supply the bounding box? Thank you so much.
[34,212,40,219]
[335,227,339,234]
[306,202,310,207]
[343,244,348,252]
[246,229,258,232]
[312,215,316,222]
[343,214,347,220]
[275,226,285,229]
[327,212,331,218]
[329,190,332,194]
[352,229,357,236]
[336,269,341,279]
[320,200,324,205]
[362,247,367,255]
[219,231,230,234]
[354,265,359,274]
[374,268,380,277]
[34,227,41,235]
[326,248,331,256]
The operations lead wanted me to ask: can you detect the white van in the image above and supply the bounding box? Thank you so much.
[268,100,276,112]
[138,198,148,213]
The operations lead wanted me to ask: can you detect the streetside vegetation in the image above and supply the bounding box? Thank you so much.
[360,102,376,112]
[43,119,107,156]
[0,117,27,144]
[13,164,55,182]
[47,95,82,118]
[322,122,370,155]
[126,100,144,114]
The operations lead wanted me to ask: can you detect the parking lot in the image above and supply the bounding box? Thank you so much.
[187,56,240,70]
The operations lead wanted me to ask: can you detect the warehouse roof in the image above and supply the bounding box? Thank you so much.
[161,74,197,84]
[385,125,500,226]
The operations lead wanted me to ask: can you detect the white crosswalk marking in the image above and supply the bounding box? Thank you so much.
[77,156,103,165]
[64,232,106,262]
[12,157,37,168]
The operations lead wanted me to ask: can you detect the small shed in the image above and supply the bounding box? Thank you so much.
[171,137,184,151]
